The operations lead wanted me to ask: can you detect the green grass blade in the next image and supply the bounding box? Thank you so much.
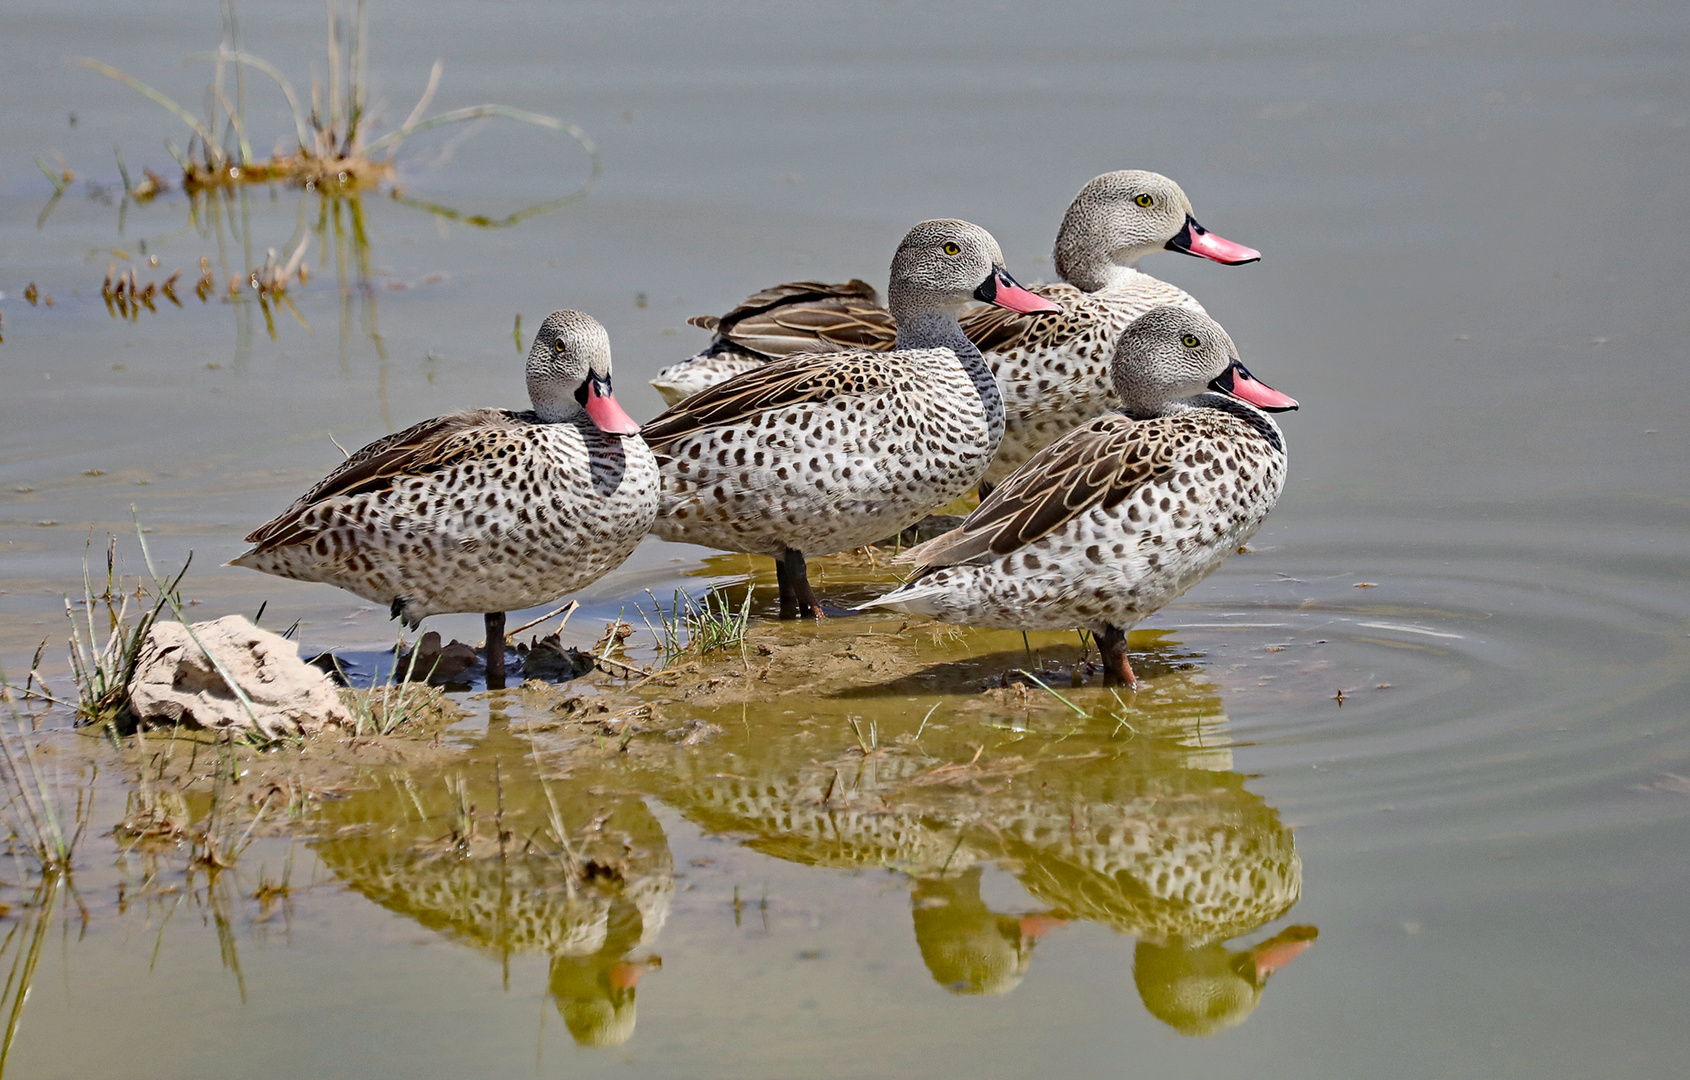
[74,58,221,163]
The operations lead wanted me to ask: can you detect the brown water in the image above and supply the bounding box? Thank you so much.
[3,0,1690,1076]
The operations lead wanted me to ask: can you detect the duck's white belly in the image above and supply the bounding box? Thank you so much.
[238,426,660,620]
[654,353,1003,557]
[884,425,1286,631]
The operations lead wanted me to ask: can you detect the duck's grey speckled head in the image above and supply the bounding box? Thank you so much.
[526,310,640,433]
[887,219,1059,329]
[1112,306,1297,416]
[1054,171,1260,291]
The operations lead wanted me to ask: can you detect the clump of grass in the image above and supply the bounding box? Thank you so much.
[4,518,273,738]
[638,586,753,664]
[339,632,451,736]
[54,535,185,728]
[77,0,596,198]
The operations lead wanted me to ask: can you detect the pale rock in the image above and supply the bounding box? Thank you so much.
[128,615,351,737]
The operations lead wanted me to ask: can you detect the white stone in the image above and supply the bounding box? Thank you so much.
[128,615,351,738]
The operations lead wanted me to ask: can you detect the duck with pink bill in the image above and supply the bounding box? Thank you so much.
[862,306,1297,686]
[652,169,1261,497]
[231,311,657,688]
[642,218,1060,619]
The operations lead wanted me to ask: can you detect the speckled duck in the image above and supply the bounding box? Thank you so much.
[231,311,657,686]
[641,219,1060,619]
[651,170,1260,490]
[862,306,1297,686]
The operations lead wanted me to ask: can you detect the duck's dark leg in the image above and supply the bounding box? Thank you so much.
[977,480,995,502]
[484,611,508,690]
[1097,625,1137,688]
[780,548,822,621]
[776,552,798,620]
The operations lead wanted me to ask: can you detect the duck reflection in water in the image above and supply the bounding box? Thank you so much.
[308,755,671,1048]
[911,868,1064,996]
[548,893,665,1047]
[1134,925,1317,1036]
[661,653,1316,1032]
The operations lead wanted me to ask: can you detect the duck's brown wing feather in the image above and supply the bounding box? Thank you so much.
[641,351,897,457]
[244,408,522,553]
[898,412,1176,569]
[688,279,896,358]
[959,281,1087,354]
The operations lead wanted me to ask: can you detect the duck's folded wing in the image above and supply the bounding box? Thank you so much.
[898,412,1175,569]
[244,408,518,552]
[689,279,879,330]
[730,296,897,356]
[642,351,898,456]
[959,281,1085,353]
[690,280,895,358]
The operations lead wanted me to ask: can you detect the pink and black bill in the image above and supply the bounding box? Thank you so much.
[578,374,642,434]
[1166,215,1262,265]
[1210,360,1298,412]
[974,267,1063,315]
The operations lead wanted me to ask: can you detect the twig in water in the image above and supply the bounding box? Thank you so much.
[1015,669,1091,719]
[504,599,578,642]
[914,701,941,741]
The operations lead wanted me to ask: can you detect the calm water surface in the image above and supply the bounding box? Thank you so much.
[2,1,1689,1077]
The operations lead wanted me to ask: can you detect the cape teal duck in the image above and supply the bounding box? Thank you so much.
[232,311,657,686]
[651,170,1259,491]
[862,306,1297,686]
[642,219,1060,619]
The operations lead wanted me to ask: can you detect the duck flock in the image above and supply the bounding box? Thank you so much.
[232,170,1299,689]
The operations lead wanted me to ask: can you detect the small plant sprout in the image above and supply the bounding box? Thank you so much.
[341,628,446,736]
[847,716,879,754]
[639,584,753,664]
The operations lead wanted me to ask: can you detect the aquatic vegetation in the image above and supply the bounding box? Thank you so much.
[10,535,188,729]
[76,0,596,200]
[0,872,72,1075]
[51,0,599,363]
[0,709,93,875]
[639,585,754,664]
[340,635,459,736]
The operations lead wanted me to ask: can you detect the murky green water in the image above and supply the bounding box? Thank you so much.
[4,0,1690,1076]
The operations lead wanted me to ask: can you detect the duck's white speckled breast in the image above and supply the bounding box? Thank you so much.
[241,421,659,620]
[902,408,1285,632]
[653,347,1003,557]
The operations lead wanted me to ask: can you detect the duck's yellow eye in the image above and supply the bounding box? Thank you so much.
[942,242,961,256]
[1134,193,1154,207]
[554,338,566,352]
[1181,334,1201,348]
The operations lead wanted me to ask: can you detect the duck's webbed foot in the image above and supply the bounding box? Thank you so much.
[1097,624,1137,688]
